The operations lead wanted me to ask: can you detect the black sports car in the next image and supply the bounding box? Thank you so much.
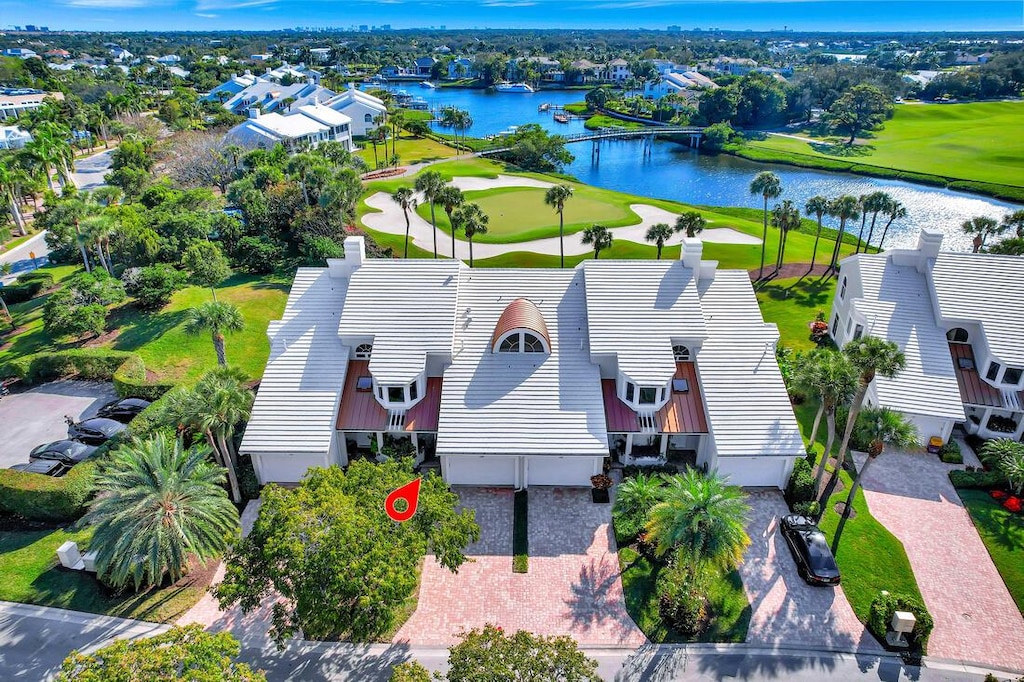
[96,397,151,423]
[780,514,841,586]
[9,460,71,477]
[67,417,127,445]
[29,440,98,465]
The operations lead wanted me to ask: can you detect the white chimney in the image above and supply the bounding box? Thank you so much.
[916,229,943,273]
[328,236,366,278]
[248,107,260,119]
[681,237,703,271]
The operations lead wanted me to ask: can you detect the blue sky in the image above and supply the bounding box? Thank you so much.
[2,0,1022,32]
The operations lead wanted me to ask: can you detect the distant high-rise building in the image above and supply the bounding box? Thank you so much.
[667,25,681,32]
[381,24,392,30]
[359,25,368,32]
[25,25,38,31]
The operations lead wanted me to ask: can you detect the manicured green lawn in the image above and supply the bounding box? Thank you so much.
[956,488,1024,614]
[618,546,750,643]
[584,114,645,130]
[0,525,212,622]
[355,134,456,167]
[0,227,43,253]
[757,277,837,351]
[744,102,1024,188]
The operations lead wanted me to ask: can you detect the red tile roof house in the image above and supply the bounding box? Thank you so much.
[241,236,805,489]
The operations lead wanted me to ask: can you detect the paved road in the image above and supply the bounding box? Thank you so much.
[0,231,49,285]
[71,148,114,193]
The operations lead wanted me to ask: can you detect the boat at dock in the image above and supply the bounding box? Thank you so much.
[538,103,550,112]
[495,82,535,93]
[420,81,437,89]
[553,113,569,124]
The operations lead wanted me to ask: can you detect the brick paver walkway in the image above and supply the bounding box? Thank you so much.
[740,492,881,652]
[856,450,1024,671]
[393,487,646,647]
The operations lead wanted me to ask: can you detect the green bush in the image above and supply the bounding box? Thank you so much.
[0,279,45,304]
[868,591,934,652]
[939,440,963,464]
[112,354,174,401]
[16,270,55,286]
[947,180,1024,203]
[785,458,816,507]
[657,568,709,637]
[0,460,97,521]
[793,500,821,517]
[1,350,172,401]
[949,469,1005,489]
[623,464,677,478]
[389,661,432,682]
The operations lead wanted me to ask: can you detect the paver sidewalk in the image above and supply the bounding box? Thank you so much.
[857,450,1024,671]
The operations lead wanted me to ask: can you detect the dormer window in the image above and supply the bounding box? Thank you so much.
[1004,368,1022,385]
[355,343,372,359]
[673,345,691,361]
[946,328,969,343]
[499,335,520,353]
[491,298,551,354]
[638,387,658,405]
[387,386,405,403]
[987,362,1001,382]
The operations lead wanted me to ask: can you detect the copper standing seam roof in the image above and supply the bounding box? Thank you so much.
[601,363,709,435]
[490,298,551,350]
[949,343,1024,408]
[335,361,443,432]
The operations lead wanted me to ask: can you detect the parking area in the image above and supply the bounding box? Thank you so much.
[0,380,119,469]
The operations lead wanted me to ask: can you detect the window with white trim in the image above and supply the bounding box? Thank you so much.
[499,335,520,353]
[522,333,545,353]
[496,330,549,354]
[639,387,657,405]
[355,343,372,359]
[946,328,969,343]
[840,277,847,300]
[672,345,690,361]
[1004,367,1022,385]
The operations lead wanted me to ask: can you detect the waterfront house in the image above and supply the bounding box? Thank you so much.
[447,57,477,80]
[604,58,632,83]
[323,85,387,137]
[210,76,336,116]
[414,56,437,77]
[830,229,1024,444]
[241,236,804,489]
[224,103,352,152]
[644,71,718,100]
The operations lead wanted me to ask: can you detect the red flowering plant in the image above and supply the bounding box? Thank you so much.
[1004,497,1022,514]
[991,490,1009,500]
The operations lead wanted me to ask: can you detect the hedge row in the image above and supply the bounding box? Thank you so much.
[948,469,1005,489]
[0,460,97,521]
[0,279,46,304]
[868,591,934,652]
[0,349,173,401]
[785,458,816,508]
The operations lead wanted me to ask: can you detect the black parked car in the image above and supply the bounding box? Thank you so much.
[29,440,98,465]
[9,460,71,477]
[780,515,841,586]
[96,397,151,423]
[66,417,127,445]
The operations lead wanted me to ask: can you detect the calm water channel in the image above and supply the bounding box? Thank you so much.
[379,84,1021,251]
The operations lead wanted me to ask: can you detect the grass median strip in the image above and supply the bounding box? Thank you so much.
[513,489,528,573]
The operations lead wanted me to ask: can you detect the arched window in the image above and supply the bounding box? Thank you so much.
[364,113,373,123]
[355,343,372,359]
[499,335,520,353]
[495,331,549,354]
[672,345,690,361]
[946,328,969,343]
[523,333,545,353]
[491,298,551,354]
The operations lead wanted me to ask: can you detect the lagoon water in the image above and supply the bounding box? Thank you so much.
[383,84,1021,251]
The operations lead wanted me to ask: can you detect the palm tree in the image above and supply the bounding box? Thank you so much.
[581,224,613,259]
[1003,209,1024,238]
[185,301,245,366]
[645,470,751,573]
[80,214,114,274]
[26,123,74,191]
[875,199,907,251]
[0,160,28,236]
[853,194,870,254]
[749,172,782,280]
[414,170,445,259]
[794,349,859,492]
[961,216,1004,253]
[823,337,906,498]
[391,187,417,258]
[832,408,917,549]
[645,223,674,260]
[861,191,892,253]
[805,195,829,272]
[436,184,465,259]
[83,433,240,590]
[544,184,574,268]
[826,195,860,274]
[979,439,1024,495]
[454,202,489,267]
[615,472,665,520]
[771,199,801,274]
[674,211,706,239]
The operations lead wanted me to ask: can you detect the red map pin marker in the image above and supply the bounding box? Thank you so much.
[385,478,422,523]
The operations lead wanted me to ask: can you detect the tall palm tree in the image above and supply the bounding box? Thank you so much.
[861,191,892,253]
[83,433,240,590]
[26,123,74,191]
[436,184,465,259]
[645,470,750,573]
[853,194,870,254]
[823,337,906,498]
[749,172,782,280]
[961,216,1004,253]
[832,408,917,549]
[391,187,417,258]
[414,170,445,259]
[0,160,28,236]
[454,202,489,267]
[80,214,115,274]
[1003,209,1024,238]
[794,349,859,492]
[674,211,706,239]
[185,301,245,367]
[581,224,613,259]
[771,199,801,274]
[544,184,574,268]
[645,223,674,260]
[805,195,829,272]
[875,199,907,251]
[826,195,860,274]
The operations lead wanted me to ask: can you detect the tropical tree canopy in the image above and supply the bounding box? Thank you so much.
[445,625,601,682]
[185,300,246,366]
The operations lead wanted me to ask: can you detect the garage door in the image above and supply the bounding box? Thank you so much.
[714,456,794,489]
[253,452,328,484]
[527,456,598,487]
[444,455,517,486]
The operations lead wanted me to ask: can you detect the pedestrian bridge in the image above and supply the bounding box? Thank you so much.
[478,125,706,157]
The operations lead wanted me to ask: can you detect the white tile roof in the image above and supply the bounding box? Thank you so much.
[583,260,706,384]
[249,111,327,138]
[850,254,965,420]
[931,252,1024,368]
[697,271,805,458]
[338,260,462,385]
[296,103,351,127]
[437,269,607,457]
[241,268,349,456]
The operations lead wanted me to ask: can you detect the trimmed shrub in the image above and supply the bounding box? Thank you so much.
[0,279,45,304]
[793,500,821,517]
[112,354,174,401]
[785,458,816,508]
[938,440,963,464]
[623,464,677,478]
[389,662,432,682]
[949,469,1005,489]
[868,591,934,652]
[0,460,97,521]
[1,350,172,401]
[657,568,709,637]
[16,270,55,287]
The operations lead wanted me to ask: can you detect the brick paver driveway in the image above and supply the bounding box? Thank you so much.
[740,492,881,652]
[394,487,646,647]
[857,451,1024,671]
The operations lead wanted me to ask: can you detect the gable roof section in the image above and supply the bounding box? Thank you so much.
[583,260,706,384]
[930,252,1024,368]
[697,271,804,459]
[338,260,461,385]
[241,268,348,456]
[851,254,965,421]
[438,269,607,457]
